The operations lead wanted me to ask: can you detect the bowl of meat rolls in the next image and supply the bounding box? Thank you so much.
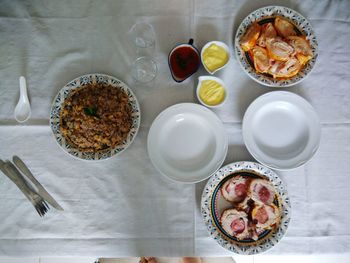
[235,6,318,87]
[201,161,291,254]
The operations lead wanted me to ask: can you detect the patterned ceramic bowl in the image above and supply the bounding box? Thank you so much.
[235,6,318,87]
[50,73,141,161]
[201,161,291,255]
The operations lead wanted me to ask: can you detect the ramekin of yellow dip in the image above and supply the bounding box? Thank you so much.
[196,76,227,108]
[201,41,230,74]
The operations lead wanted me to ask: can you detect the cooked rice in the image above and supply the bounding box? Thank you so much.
[60,83,132,152]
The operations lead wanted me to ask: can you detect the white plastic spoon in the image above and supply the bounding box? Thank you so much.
[14,76,31,123]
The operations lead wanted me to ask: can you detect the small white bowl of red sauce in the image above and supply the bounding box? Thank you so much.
[168,39,201,82]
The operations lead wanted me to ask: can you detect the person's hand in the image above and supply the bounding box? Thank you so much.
[139,257,157,263]
[182,257,202,263]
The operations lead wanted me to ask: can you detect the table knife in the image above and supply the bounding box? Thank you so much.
[12,156,64,211]
[0,159,34,203]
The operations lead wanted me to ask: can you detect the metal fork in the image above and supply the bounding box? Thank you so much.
[25,184,50,217]
[0,159,50,217]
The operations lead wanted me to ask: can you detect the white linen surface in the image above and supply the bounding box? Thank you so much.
[0,0,350,257]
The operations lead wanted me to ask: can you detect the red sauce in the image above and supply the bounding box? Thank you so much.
[169,45,200,82]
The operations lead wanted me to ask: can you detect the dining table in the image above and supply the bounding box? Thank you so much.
[0,0,350,258]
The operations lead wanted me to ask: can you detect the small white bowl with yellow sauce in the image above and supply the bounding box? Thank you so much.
[196,76,227,108]
[201,41,230,74]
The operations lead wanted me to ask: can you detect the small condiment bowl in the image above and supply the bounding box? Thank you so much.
[168,39,200,82]
[196,76,227,108]
[201,41,230,74]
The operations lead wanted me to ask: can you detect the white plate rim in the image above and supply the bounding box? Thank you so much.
[242,91,321,170]
[49,73,141,161]
[147,103,228,183]
[201,161,291,255]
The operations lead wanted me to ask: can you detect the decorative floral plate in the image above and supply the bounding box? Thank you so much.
[201,161,291,255]
[49,73,141,161]
[235,6,318,87]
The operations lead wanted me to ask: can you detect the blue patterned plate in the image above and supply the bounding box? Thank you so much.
[235,6,318,87]
[49,73,141,161]
[201,161,291,255]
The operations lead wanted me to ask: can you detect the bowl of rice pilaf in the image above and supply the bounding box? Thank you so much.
[50,74,140,160]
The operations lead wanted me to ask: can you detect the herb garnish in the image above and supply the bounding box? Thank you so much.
[84,107,99,118]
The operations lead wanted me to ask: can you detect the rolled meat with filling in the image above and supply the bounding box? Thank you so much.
[266,38,294,61]
[268,58,301,78]
[250,179,276,205]
[251,46,270,73]
[274,17,297,38]
[240,22,261,51]
[287,36,313,65]
[221,175,248,203]
[252,203,281,230]
[220,209,249,240]
[257,23,277,47]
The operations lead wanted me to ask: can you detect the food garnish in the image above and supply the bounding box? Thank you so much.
[84,107,99,118]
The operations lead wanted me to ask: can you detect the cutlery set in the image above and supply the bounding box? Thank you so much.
[0,156,63,217]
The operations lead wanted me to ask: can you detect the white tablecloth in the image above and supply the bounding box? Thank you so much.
[0,0,349,257]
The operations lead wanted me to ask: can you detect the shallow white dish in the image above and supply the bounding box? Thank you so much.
[242,91,320,170]
[147,103,228,183]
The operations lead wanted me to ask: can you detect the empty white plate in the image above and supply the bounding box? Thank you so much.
[243,91,321,170]
[148,103,228,183]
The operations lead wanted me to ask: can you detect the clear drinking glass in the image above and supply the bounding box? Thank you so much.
[128,22,155,56]
[131,56,157,83]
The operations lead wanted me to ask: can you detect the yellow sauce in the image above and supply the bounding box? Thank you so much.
[199,80,226,106]
[202,43,229,73]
